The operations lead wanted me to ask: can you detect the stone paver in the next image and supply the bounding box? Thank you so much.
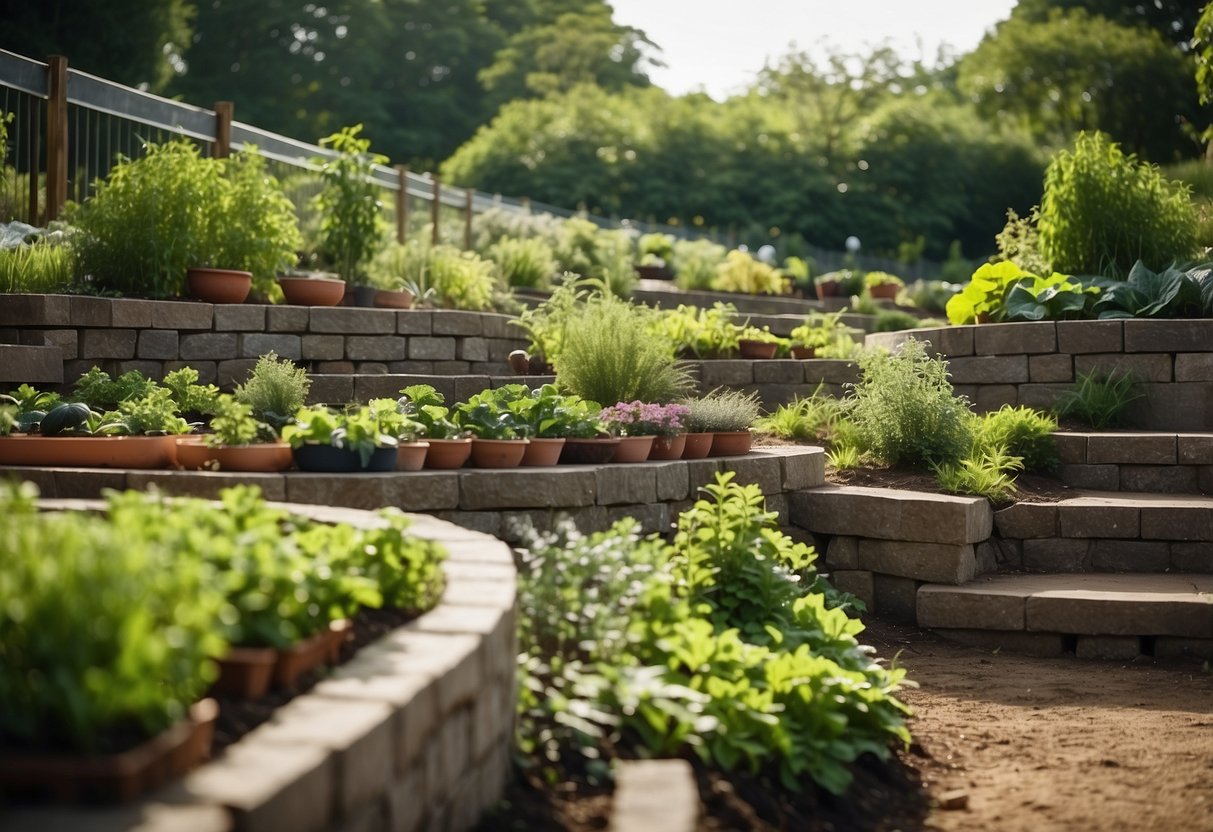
[610,760,699,832]
[790,485,992,545]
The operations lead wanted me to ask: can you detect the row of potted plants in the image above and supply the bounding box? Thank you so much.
[0,481,446,802]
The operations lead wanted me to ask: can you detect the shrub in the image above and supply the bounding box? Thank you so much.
[1038,132,1199,278]
[651,303,741,358]
[555,294,693,405]
[755,389,846,443]
[873,309,922,332]
[235,352,312,431]
[974,405,1058,472]
[681,388,761,433]
[1053,369,1143,429]
[933,447,1023,503]
[846,339,973,468]
[490,236,557,289]
[712,249,788,295]
[313,125,387,285]
[370,239,497,310]
[0,238,76,293]
[672,238,727,290]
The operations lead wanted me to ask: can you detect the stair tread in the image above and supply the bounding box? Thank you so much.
[924,572,1213,598]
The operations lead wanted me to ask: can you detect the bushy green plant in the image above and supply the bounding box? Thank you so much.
[681,388,761,433]
[873,309,922,332]
[974,405,1058,472]
[651,303,741,358]
[206,394,266,446]
[510,278,589,363]
[845,339,973,468]
[755,388,846,443]
[993,207,1051,276]
[313,125,387,285]
[946,261,1097,325]
[398,384,466,439]
[672,238,727,290]
[217,147,303,295]
[933,447,1023,503]
[637,232,675,263]
[1038,132,1199,278]
[282,400,405,465]
[71,366,157,409]
[0,239,76,293]
[789,311,857,353]
[490,236,557,289]
[1053,369,1143,429]
[1091,259,1213,319]
[555,294,693,405]
[481,383,603,438]
[235,353,312,430]
[712,250,787,295]
[455,387,531,440]
[114,388,191,435]
[864,271,904,290]
[370,239,497,310]
[0,482,225,753]
[162,366,221,417]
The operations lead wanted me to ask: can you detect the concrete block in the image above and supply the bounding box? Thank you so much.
[239,333,302,361]
[858,538,977,585]
[0,294,70,326]
[697,360,753,386]
[1090,540,1171,572]
[1086,433,1175,465]
[1140,502,1213,541]
[348,336,406,361]
[1074,353,1172,383]
[1025,575,1213,637]
[79,328,136,359]
[1029,353,1073,383]
[151,301,212,330]
[974,322,1056,355]
[1170,542,1213,572]
[1075,635,1143,661]
[720,454,783,495]
[803,359,860,385]
[387,765,425,832]
[217,358,259,388]
[1154,637,1213,662]
[1174,353,1213,382]
[457,337,489,362]
[1124,320,1213,353]
[790,485,992,545]
[973,384,1018,412]
[872,573,919,622]
[1052,432,1087,464]
[753,360,804,384]
[180,332,238,361]
[67,295,113,326]
[994,502,1058,538]
[917,582,1027,630]
[596,465,658,505]
[1057,464,1120,491]
[1129,382,1213,432]
[310,308,397,334]
[460,468,597,510]
[1056,320,1122,354]
[136,329,179,360]
[826,536,859,569]
[431,311,483,336]
[303,334,346,360]
[20,328,78,360]
[830,570,874,608]
[947,355,1028,385]
[654,461,690,501]
[407,337,456,361]
[1017,382,1070,412]
[1119,465,1198,494]
[110,299,156,328]
[268,305,310,332]
[1178,434,1213,464]
[397,310,432,335]
[1058,500,1139,538]
[213,305,267,331]
[0,344,64,383]
[1022,538,1089,571]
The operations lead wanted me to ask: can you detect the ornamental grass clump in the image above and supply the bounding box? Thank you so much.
[599,401,689,437]
[682,388,762,433]
[845,339,973,469]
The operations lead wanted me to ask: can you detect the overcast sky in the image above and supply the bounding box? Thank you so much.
[608,0,1019,98]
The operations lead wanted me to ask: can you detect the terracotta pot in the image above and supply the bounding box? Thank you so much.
[709,430,754,457]
[293,443,397,472]
[326,619,353,664]
[175,436,215,470]
[273,630,332,689]
[187,267,252,304]
[681,432,714,459]
[0,698,217,803]
[212,647,277,699]
[648,433,687,460]
[521,437,566,466]
[471,437,529,468]
[868,283,899,299]
[177,441,293,472]
[816,279,841,298]
[634,264,672,281]
[0,435,176,469]
[396,440,430,471]
[424,437,473,469]
[790,345,816,360]
[559,437,620,465]
[612,434,655,463]
[738,339,779,360]
[277,275,346,306]
[374,288,414,309]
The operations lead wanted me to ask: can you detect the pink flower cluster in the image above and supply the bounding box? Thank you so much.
[599,401,690,437]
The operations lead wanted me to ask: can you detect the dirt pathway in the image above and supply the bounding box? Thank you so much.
[866,621,1213,832]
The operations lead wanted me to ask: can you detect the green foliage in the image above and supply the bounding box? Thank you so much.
[846,339,974,468]
[638,233,675,263]
[217,148,303,294]
[510,278,588,362]
[1003,271,1101,322]
[712,250,787,295]
[1053,369,1144,429]
[71,366,157,409]
[864,271,903,289]
[513,473,909,794]
[313,125,387,284]
[755,389,846,443]
[994,207,1052,276]
[0,481,224,753]
[282,400,405,465]
[974,405,1059,473]
[672,238,728,290]
[1038,132,1199,278]
[0,240,76,293]
[789,311,858,354]
[651,303,741,359]
[555,294,693,405]
[398,384,465,440]
[454,387,530,440]
[115,387,191,435]
[370,239,498,310]
[681,388,762,433]
[162,367,221,416]
[234,353,312,431]
[207,394,264,447]
[476,383,603,439]
[933,446,1023,503]
[872,310,922,333]
[1091,259,1213,319]
[490,236,557,289]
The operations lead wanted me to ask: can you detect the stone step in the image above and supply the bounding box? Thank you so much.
[916,572,1213,661]
[610,759,699,832]
[0,344,64,385]
[306,373,554,407]
[993,492,1213,574]
[1054,430,1213,494]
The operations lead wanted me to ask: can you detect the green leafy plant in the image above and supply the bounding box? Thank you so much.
[206,394,267,446]
[672,238,727,290]
[933,446,1023,503]
[398,384,466,439]
[712,250,787,295]
[863,271,904,290]
[282,401,403,466]
[370,239,498,310]
[478,383,603,439]
[215,147,303,295]
[789,311,854,352]
[681,388,761,433]
[1038,131,1199,278]
[0,239,76,293]
[234,352,312,431]
[114,388,192,436]
[1003,271,1100,322]
[1090,259,1213,319]
[845,339,973,468]
[162,367,221,417]
[1053,369,1143,429]
[637,232,675,264]
[490,236,557,289]
[455,387,531,440]
[651,303,741,359]
[72,366,157,409]
[974,405,1058,473]
[313,125,387,285]
[510,278,590,363]
[873,309,922,332]
[946,261,1029,325]
[755,388,846,443]
[555,294,693,405]
[0,482,225,753]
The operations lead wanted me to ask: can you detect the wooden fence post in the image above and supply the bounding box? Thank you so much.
[463,188,473,250]
[213,101,233,157]
[395,165,409,244]
[28,108,41,225]
[45,55,68,222]
[431,174,441,246]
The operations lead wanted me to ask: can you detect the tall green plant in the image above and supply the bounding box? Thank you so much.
[314,125,387,285]
[1038,132,1199,278]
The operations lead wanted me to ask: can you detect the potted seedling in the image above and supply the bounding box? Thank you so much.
[282,400,402,472]
[864,271,905,300]
[682,388,761,457]
[176,394,292,472]
[789,311,850,359]
[599,401,690,462]
[456,388,531,469]
[736,325,788,360]
[398,384,472,469]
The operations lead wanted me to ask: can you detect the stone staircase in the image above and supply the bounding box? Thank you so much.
[792,482,1213,662]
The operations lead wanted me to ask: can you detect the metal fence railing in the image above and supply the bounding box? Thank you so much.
[0,48,942,277]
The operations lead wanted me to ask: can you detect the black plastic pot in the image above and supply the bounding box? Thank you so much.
[293,444,397,472]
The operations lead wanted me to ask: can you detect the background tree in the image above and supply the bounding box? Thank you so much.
[0,0,191,91]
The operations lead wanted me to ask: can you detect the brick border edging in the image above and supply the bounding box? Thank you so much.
[2,504,516,832]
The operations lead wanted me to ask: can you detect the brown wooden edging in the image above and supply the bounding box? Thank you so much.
[0,505,517,832]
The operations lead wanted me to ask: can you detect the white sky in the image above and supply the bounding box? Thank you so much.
[608,0,1019,99]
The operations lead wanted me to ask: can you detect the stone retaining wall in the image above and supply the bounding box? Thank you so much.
[0,295,528,389]
[868,320,1213,431]
[1,505,516,832]
[2,446,826,543]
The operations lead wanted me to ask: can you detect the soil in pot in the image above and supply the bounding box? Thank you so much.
[187,267,252,304]
[648,433,687,461]
[738,340,779,360]
[293,444,396,473]
[612,435,655,463]
[559,437,620,465]
[521,437,566,466]
[396,441,429,471]
[471,438,529,468]
[277,275,346,306]
[424,437,473,469]
[682,432,714,459]
[709,430,754,457]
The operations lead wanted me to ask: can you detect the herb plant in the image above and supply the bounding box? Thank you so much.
[1053,369,1143,429]
[974,405,1058,472]
[313,125,387,285]
[398,384,466,439]
[234,353,312,430]
[599,401,689,437]
[681,388,761,433]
